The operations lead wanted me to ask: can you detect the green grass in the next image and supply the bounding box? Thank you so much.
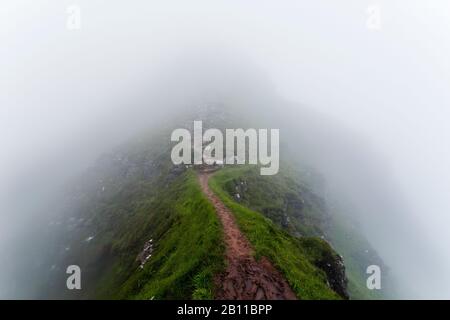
[55,161,363,300]
[94,170,225,299]
[209,165,387,300]
[209,167,341,300]
[217,165,328,237]
[40,115,382,300]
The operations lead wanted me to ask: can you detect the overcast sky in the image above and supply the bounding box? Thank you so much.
[1,0,450,298]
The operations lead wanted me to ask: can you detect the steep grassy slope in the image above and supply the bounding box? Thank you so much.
[209,165,384,299]
[209,169,345,299]
[111,170,225,299]
[45,168,225,299]
[37,127,226,299]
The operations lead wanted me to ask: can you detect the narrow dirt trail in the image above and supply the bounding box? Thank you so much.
[198,171,297,300]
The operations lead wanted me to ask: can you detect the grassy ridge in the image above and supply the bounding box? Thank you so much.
[209,168,341,299]
[95,170,225,299]
[208,165,384,299]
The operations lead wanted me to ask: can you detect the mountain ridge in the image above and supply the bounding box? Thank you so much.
[24,109,388,299]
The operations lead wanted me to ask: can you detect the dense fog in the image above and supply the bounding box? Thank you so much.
[1,1,450,298]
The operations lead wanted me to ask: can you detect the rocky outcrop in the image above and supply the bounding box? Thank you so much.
[136,239,154,269]
[299,237,349,299]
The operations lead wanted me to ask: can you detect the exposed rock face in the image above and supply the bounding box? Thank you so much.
[136,239,154,269]
[315,251,348,299]
[299,237,349,299]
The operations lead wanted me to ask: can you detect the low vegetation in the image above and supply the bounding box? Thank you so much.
[209,165,385,299]
[209,167,342,299]
[107,170,225,299]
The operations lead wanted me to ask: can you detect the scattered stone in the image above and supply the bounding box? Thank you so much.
[137,239,154,269]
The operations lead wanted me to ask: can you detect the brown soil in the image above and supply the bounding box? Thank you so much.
[198,171,297,300]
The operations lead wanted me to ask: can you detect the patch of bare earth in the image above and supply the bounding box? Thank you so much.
[198,171,297,300]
